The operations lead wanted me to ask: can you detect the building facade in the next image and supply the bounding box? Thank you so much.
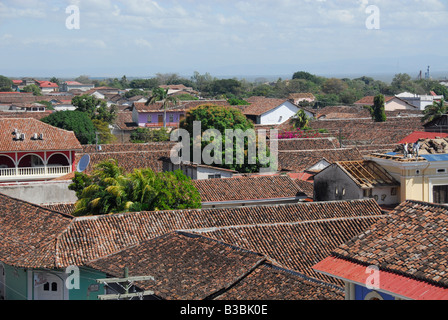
[0,118,82,183]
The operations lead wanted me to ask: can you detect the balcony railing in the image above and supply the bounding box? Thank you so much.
[145,122,179,128]
[0,166,72,179]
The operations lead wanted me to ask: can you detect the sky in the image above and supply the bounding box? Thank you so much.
[1,0,448,80]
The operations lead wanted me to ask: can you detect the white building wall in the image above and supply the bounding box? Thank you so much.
[260,102,312,125]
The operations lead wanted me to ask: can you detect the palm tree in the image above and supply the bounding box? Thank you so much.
[125,168,159,211]
[145,87,179,128]
[422,98,447,123]
[291,109,310,129]
[73,159,129,216]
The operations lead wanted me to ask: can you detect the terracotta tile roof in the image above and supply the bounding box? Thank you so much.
[306,117,425,146]
[75,150,170,174]
[331,200,448,288]
[55,199,383,269]
[86,231,265,300]
[41,202,76,215]
[276,138,339,151]
[36,81,58,88]
[0,193,73,269]
[114,111,138,131]
[277,148,364,172]
[1,187,383,292]
[238,97,292,116]
[81,141,175,154]
[0,111,53,120]
[0,118,82,152]
[294,179,314,198]
[75,143,176,174]
[288,93,316,100]
[193,175,306,203]
[0,94,55,104]
[132,100,231,113]
[397,131,448,144]
[133,101,184,113]
[86,231,343,300]
[215,263,343,300]
[198,201,385,286]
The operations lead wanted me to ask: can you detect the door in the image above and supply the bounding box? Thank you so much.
[34,272,64,300]
[158,114,164,126]
[0,263,5,300]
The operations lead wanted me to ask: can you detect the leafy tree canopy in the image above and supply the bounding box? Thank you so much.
[180,104,272,173]
[0,75,13,89]
[41,110,96,144]
[69,160,201,216]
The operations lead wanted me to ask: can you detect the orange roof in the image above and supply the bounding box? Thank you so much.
[0,118,82,152]
[397,131,448,144]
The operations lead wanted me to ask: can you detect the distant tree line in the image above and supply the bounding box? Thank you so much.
[77,71,448,107]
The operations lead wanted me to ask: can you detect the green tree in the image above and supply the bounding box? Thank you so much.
[130,127,170,143]
[145,87,179,128]
[41,110,96,144]
[49,77,60,85]
[72,94,101,117]
[292,71,323,85]
[69,172,93,198]
[70,160,201,216]
[422,99,447,123]
[227,98,250,105]
[0,75,13,89]
[291,109,310,129]
[124,88,147,99]
[92,119,116,144]
[180,104,271,173]
[22,84,42,96]
[211,79,243,97]
[322,78,349,95]
[72,94,117,124]
[369,94,387,122]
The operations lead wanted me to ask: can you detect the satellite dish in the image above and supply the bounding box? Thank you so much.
[77,154,90,173]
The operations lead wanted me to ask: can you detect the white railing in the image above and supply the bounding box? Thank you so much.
[0,166,71,178]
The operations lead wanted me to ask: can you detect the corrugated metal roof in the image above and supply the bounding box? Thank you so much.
[421,154,448,162]
[313,256,448,300]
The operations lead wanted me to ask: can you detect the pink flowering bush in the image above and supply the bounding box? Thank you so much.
[278,129,321,139]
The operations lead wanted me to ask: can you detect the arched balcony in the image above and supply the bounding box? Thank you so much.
[0,153,72,181]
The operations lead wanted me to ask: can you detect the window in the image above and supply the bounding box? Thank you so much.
[363,189,373,198]
[391,187,397,196]
[169,114,174,122]
[433,185,448,204]
[208,174,221,179]
[43,282,58,292]
[437,168,446,174]
[147,115,152,123]
[365,291,384,301]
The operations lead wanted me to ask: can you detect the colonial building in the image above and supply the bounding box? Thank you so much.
[313,160,400,206]
[132,101,185,129]
[314,200,448,300]
[238,97,315,126]
[354,96,418,111]
[0,118,82,183]
[366,139,448,205]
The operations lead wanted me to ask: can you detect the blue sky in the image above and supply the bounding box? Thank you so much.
[1,0,448,80]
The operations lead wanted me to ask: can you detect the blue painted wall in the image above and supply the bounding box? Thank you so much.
[355,284,396,300]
